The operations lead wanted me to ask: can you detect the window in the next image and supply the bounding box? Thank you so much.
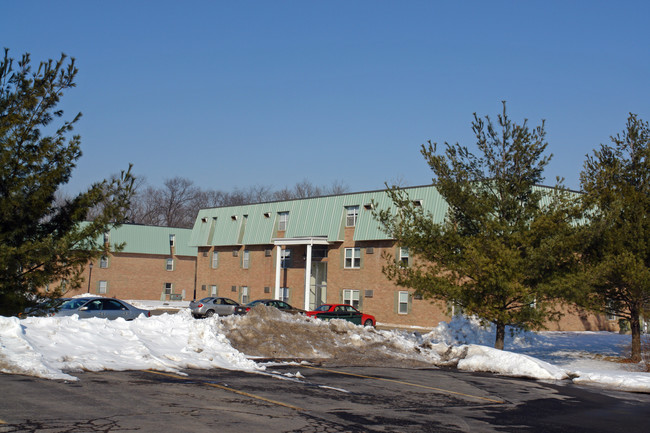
[169,234,175,247]
[98,280,108,294]
[398,291,410,314]
[211,251,219,268]
[241,286,249,304]
[280,287,290,303]
[281,249,292,268]
[166,258,174,271]
[164,283,173,295]
[265,248,272,257]
[278,212,289,231]
[345,206,359,227]
[399,247,409,267]
[242,250,250,269]
[103,232,110,244]
[343,289,360,308]
[344,247,361,269]
[99,255,108,269]
[210,285,217,295]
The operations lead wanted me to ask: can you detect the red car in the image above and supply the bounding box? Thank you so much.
[306,304,376,327]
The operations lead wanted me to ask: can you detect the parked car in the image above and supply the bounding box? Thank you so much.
[19,297,71,318]
[52,297,150,320]
[234,299,305,315]
[306,304,376,327]
[189,297,240,318]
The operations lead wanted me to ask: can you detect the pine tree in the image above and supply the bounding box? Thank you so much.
[375,102,579,349]
[577,113,650,362]
[0,49,134,316]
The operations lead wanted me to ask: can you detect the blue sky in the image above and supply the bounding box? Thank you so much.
[2,1,648,194]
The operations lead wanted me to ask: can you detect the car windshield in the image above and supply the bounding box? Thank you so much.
[246,300,264,307]
[60,299,90,310]
[314,305,331,312]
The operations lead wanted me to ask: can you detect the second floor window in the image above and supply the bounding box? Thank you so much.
[166,258,174,271]
[99,255,109,269]
[211,251,219,268]
[344,247,361,269]
[399,247,409,267]
[281,249,292,268]
[242,250,250,269]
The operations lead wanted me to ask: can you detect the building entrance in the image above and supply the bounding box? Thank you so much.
[309,262,327,310]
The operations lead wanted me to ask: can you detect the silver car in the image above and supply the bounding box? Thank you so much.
[53,297,150,320]
[189,297,240,318]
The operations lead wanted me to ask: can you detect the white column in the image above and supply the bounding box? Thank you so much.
[304,243,312,310]
[274,246,282,299]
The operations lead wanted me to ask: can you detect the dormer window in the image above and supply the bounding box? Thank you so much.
[278,212,289,231]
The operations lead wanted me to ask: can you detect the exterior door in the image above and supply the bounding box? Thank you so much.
[309,262,327,310]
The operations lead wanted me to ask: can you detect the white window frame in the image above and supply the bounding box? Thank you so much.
[399,247,409,267]
[210,285,217,296]
[98,280,108,295]
[278,212,289,231]
[241,286,249,304]
[242,250,250,269]
[344,247,361,269]
[166,258,174,271]
[169,234,176,247]
[211,251,219,268]
[343,289,360,309]
[164,283,173,295]
[398,291,409,314]
[345,206,359,227]
[99,255,109,269]
[281,249,292,268]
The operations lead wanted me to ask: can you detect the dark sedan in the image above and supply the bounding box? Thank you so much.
[306,303,376,327]
[234,299,305,315]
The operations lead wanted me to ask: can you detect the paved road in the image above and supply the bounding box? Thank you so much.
[1,365,649,432]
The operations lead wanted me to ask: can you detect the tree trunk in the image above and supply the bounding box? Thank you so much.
[494,322,506,350]
[630,308,642,363]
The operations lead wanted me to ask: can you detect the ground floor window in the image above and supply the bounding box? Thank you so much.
[98,280,108,295]
[343,289,361,308]
[241,286,249,304]
[280,287,290,303]
[164,283,173,295]
[211,285,217,296]
[398,291,409,314]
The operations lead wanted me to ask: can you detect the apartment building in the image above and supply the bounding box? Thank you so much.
[189,185,617,331]
[66,224,197,302]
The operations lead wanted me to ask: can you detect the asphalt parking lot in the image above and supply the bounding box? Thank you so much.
[1,365,649,432]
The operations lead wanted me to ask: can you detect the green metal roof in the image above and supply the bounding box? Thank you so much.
[108,224,197,256]
[189,185,449,247]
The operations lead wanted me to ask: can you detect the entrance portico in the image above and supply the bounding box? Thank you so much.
[273,236,329,310]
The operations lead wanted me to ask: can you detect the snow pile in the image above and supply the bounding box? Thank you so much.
[0,306,648,393]
[0,310,258,381]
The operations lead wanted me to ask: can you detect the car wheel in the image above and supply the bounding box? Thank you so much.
[205,310,215,318]
[364,319,374,327]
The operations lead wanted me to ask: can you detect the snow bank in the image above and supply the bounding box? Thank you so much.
[0,310,259,381]
[0,307,647,393]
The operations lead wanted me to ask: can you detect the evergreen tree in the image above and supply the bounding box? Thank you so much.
[0,49,134,316]
[375,102,578,349]
[577,113,650,362]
